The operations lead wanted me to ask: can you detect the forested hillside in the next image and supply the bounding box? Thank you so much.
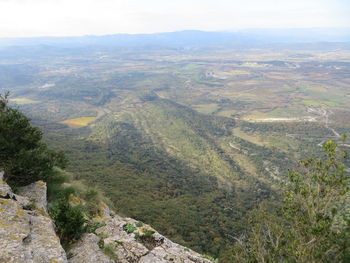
[1,43,350,259]
[1,93,349,262]
[0,94,217,263]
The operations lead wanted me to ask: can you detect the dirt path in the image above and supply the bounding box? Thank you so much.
[307,106,341,145]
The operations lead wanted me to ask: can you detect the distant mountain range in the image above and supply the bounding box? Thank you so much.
[0,28,350,48]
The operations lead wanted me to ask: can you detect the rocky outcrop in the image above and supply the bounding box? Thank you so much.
[0,171,213,263]
[18,181,48,213]
[68,234,114,263]
[67,210,213,263]
[0,173,68,263]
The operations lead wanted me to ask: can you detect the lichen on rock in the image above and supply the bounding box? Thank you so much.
[68,213,213,263]
[18,180,48,214]
[67,233,114,263]
[0,175,67,263]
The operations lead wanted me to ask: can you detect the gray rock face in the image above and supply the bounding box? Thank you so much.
[0,172,31,208]
[18,180,48,213]
[0,197,31,263]
[0,171,13,197]
[68,212,213,263]
[0,176,67,263]
[68,233,114,263]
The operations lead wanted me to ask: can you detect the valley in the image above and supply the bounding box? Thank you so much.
[1,43,350,257]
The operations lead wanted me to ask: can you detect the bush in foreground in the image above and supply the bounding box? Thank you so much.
[222,139,350,263]
[49,194,87,244]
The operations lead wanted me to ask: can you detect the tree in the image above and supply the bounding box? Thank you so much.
[0,93,67,186]
[222,139,350,263]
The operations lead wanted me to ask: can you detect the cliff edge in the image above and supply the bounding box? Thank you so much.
[0,171,213,263]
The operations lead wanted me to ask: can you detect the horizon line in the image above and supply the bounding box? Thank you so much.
[1,27,350,39]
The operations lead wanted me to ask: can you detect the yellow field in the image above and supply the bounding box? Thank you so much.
[12,97,39,104]
[61,117,97,128]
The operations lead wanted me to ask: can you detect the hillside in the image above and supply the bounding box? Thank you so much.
[1,43,350,258]
[0,97,215,262]
[1,91,349,262]
[39,96,280,255]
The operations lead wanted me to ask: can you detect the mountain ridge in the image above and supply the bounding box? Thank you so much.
[1,28,350,48]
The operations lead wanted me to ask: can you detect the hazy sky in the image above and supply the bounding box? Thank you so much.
[0,0,349,37]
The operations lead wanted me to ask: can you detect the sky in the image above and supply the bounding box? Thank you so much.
[0,0,349,37]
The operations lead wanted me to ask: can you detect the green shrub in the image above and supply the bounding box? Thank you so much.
[123,223,136,234]
[142,229,155,237]
[136,221,144,227]
[223,139,350,263]
[83,189,101,215]
[102,245,118,261]
[49,196,87,244]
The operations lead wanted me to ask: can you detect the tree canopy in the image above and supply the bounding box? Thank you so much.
[0,93,67,186]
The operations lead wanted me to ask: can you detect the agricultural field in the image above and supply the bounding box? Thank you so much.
[11,97,39,104]
[1,44,349,256]
[61,117,97,128]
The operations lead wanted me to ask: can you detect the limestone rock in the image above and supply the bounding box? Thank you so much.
[27,214,68,263]
[69,215,213,263]
[0,171,14,198]
[98,201,113,218]
[15,194,32,208]
[18,180,48,213]
[68,233,114,263]
[0,198,31,263]
[0,178,67,263]
[0,172,31,207]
